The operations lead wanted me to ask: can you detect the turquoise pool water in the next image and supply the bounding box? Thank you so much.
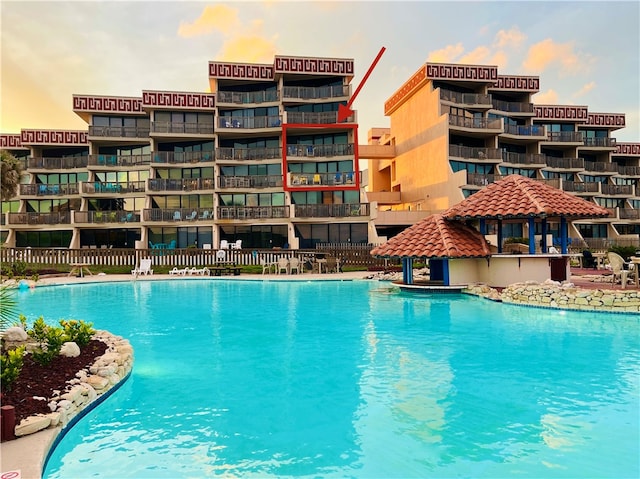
[13,280,639,478]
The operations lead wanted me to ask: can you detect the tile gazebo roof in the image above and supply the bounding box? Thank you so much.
[371,214,492,259]
[444,175,611,220]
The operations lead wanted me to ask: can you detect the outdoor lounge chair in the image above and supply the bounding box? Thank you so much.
[169,267,188,276]
[132,258,153,276]
[582,250,597,269]
[607,252,630,287]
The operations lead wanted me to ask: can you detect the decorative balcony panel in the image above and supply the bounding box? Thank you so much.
[82,181,145,194]
[216,147,281,161]
[27,156,89,169]
[584,161,618,173]
[7,212,71,225]
[439,89,492,106]
[209,62,274,80]
[274,56,354,76]
[150,122,214,135]
[142,91,215,110]
[88,154,151,167]
[600,184,633,195]
[73,211,140,224]
[492,75,540,92]
[614,143,640,156]
[501,152,547,166]
[545,157,585,169]
[88,125,150,138]
[0,134,26,149]
[545,131,584,143]
[584,113,625,129]
[219,175,282,189]
[582,137,616,148]
[216,90,279,104]
[21,130,88,145]
[282,85,349,101]
[448,115,502,130]
[20,183,79,196]
[294,203,370,218]
[148,178,214,192]
[562,181,600,194]
[152,151,214,164]
[218,115,282,129]
[449,145,502,162]
[73,95,144,114]
[533,105,588,122]
[491,99,534,113]
[426,63,497,82]
[286,143,354,158]
[216,205,289,220]
[503,124,546,137]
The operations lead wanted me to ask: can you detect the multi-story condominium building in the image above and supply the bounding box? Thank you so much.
[362,62,640,247]
[1,55,375,250]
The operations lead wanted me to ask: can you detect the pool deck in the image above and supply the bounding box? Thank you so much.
[1,268,636,479]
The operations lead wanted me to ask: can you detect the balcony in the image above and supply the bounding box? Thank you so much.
[219,175,283,189]
[294,203,370,218]
[502,124,546,138]
[491,99,534,114]
[617,165,640,176]
[27,156,88,170]
[143,208,216,222]
[561,181,600,194]
[151,151,214,164]
[218,115,282,129]
[150,122,214,135]
[286,143,354,158]
[449,145,502,162]
[282,85,349,102]
[583,161,619,174]
[217,205,289,220]
[148,178,214,192]
[544,131,584,143]
[82,181,145,194]
[501,152,547,166]
[358,144,396,159]
[216,146,281,161]
[88,154,151,168]
[619,208,640,220]
[601,184,634,196]
[439,89,492,107]
[286,111,354,124]
[544,157,585,170]
[88,125,150,138]
[582,137,616,148]
[217,90,279,104]
[448,115,502,131]
[7,212,71,225]
[20,183,79,196]
[73,210,140,224]
[289,171,356,188]
[467,173,560,189]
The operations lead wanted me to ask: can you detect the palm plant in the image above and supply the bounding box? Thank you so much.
[1,150,23,201]
[0,285,18,331]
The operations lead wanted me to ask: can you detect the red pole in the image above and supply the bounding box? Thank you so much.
[1,405,16,441]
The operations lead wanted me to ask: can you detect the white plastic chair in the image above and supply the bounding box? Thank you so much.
[289,257,301,274]
[277,257,289,274]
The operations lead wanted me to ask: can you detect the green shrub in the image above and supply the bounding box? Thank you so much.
[608,245,637,261]
[59,319,95,347]
[504,237,528,245]
[31,327,66,366]
[0,345,25,391]
[12,260,27,278]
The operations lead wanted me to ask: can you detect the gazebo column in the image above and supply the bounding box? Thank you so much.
[402,257,414,285]
[497,219,503,253]
[560,217,568,254]
[442,258,450,286]
[528,217,536,254]
[479,218,486,235]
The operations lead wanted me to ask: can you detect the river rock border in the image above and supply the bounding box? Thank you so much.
[466,280,640,313]
[12,330,133,438]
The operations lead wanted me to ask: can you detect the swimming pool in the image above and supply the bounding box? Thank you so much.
[14,279,639,478]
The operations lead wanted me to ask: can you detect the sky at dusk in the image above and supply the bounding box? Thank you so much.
[1,0,639,142]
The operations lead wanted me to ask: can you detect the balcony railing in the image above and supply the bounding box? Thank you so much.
[545,157,585,170]
[467,173,560,189]
[289,171,356,187]
[449,145,502,161]
[143,208,215,222]
[218,116,282,129]
[151,151,214,164]
[449,115,502,130]
[286,143,354,158]
[27,156,88,169]
[562,181,600,194]
[501,152,547,166]
[81,181,146,194]
[217,206,289,220]
[282,85,349,101]
[503,124,546,137]
[219,175,283,189]
[216,147,282,161]
[73,211,140,224]
[439,89,492,106]
[217,90,279,104]
[601,184,634,196]
[88,125,150,138]
[286,111,353,124]
[20,183,79,196]
[7,212,71,225]
[617,165,640,176]
[619,208,640,220]
[148,178,214,192]
[583,137,616,148]
[546,131,584,143]
[584,161,619,173]
[88,154,151,167]
[294,203,370,218]
[151,122,214,135]
[491,99,534,113]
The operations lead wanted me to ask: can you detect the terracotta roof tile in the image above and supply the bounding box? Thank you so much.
[371,214,491,259]
[444,175,610,220]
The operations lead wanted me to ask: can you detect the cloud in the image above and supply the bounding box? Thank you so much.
[493,27,526,49]
[522,39,592,76]
[219,34,278,63]
[573,81,596,98]
[178,5,239,37]
[533,89,559,105]
[427,43,464,63]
